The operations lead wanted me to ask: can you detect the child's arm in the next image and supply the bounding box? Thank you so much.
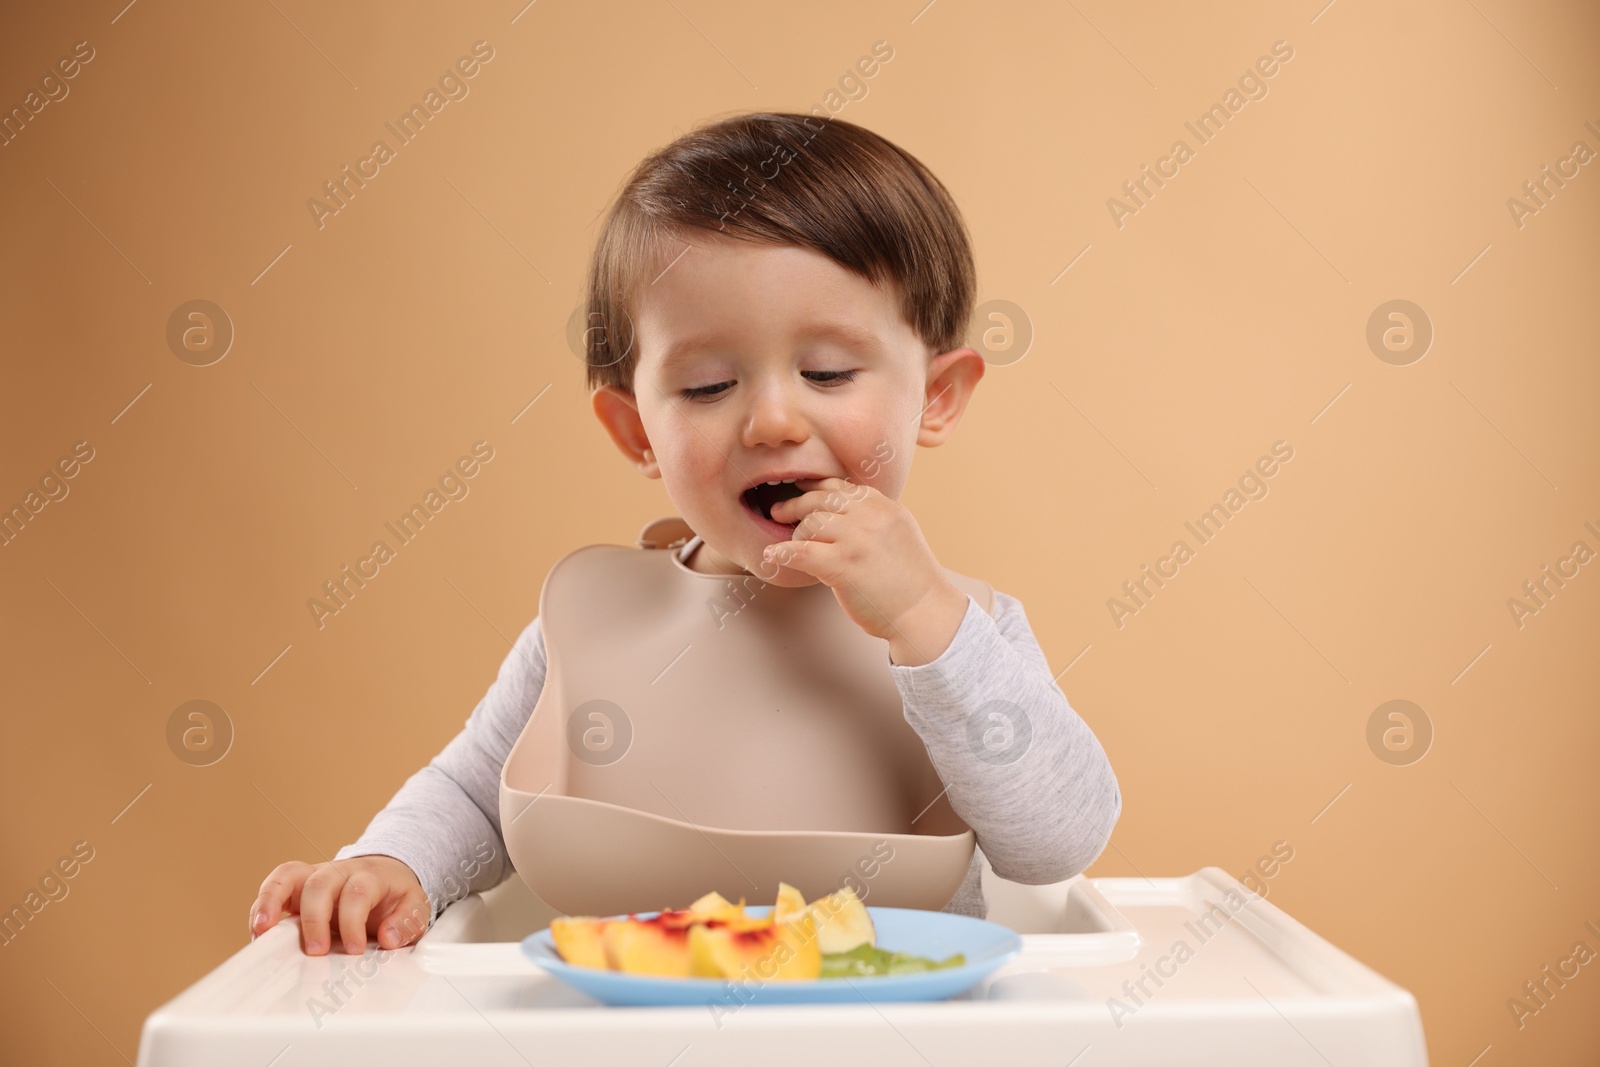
[889,590,1121,885]
[763,478,1120,884]
[333,615,549,915]
[249,615,548,954]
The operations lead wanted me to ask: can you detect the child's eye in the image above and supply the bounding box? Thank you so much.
[680,381,732,401]
[679,370,857,402]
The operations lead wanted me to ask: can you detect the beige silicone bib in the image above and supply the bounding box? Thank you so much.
[498,517,991,917]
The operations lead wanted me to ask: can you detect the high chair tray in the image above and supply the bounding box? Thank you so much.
[138,866,1428,1066]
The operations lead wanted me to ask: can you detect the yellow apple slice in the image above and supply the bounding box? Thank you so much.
[688,890,744,922]
[773,882,808,924]
[805,886,875,954]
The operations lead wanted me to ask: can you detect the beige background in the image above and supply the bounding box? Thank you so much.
[1,0,1597,1063]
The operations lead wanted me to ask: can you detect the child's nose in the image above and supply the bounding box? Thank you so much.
[740,382,811,447]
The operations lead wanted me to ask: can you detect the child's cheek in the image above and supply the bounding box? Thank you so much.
[849,430,908,495]
[659,437,727,503]
[683,440,727,486]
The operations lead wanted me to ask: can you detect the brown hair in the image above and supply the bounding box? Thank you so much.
[582,111,976,393]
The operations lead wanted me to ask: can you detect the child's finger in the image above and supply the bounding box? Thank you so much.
[375,895,431,949]
[791,477,868,505]
[770,490,834,525]
[296,865,343,955]
[763,538,840,580]
[336,871,383,955]
[250,861,311,937]
[771,480,867,525]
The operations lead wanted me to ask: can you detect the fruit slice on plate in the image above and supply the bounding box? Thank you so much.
[688,911,821,981]
[549,916,609,970]
[600,910,701,976]
[688,890,746,923]
[804,885,875,954]
[772,882,807,924]
[557,901,732,975]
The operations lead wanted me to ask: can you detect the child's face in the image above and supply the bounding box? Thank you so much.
[592,229,980,584]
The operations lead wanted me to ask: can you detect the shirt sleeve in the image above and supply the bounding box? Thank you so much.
[333,615,547,923]
[888,590,1121,884]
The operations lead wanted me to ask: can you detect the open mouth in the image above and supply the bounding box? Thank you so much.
[741,480,806,526]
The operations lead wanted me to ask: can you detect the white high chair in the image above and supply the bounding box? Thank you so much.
[138,855,1427,1065]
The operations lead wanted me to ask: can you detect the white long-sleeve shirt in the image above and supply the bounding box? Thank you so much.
[335,586,1122,924]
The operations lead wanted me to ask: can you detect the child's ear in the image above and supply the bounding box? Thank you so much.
[916,346,985,447]
[591,385,660,478]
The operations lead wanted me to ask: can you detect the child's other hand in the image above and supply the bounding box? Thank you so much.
[763,477,970,666]
[248,855,430,955]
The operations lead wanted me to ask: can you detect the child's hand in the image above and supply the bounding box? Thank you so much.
[248,855,430,955]
[763,477,971,667]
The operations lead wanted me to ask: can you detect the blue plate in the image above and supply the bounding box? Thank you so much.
[522,905,1022,1006]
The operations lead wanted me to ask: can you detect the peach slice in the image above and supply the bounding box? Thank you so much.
[550,916,609,969]
[601,911,697,976]
[688,912,821,981]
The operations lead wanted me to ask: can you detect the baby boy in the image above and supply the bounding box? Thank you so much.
[249,111,1121,955]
